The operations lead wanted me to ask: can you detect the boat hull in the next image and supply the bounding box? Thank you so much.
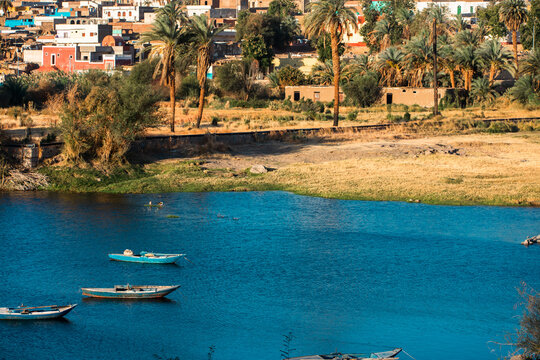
[81,286,180,299]
[108,254,183,264]
[0,305,77,320]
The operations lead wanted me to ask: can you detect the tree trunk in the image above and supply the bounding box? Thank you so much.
[169,76,176,133]
[196,77,206,128]
[513,30,519,80]
[330,32,340,127]
[449,70,455,88]
[489,64,495,86]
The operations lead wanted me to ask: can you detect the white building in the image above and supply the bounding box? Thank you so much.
[186,5,211,17]
[101,6,154,22]
[416,1,490,16]
[40,24,113,46]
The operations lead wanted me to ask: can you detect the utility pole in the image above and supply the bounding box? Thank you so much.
[432,18,438,116]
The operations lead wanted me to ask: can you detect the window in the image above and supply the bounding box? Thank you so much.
[314,92,320,100]
[128,11,132,16]
[83,55,88,60]
[118,11,121,16]
[82,33,85,36]
[122,11,126,16]
[51,54,56,65]
[386,93,393,104]
[108,11,111,16]
[293,91,300,101]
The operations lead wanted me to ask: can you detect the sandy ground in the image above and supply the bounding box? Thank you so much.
[173,132,533,172]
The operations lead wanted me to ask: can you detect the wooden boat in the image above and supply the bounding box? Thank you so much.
[288,348,402,360]
[81,285,180,299]
[0,304,77,320]
[108,250,185,264]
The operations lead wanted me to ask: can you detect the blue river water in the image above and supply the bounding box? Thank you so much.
[0,191,538,360]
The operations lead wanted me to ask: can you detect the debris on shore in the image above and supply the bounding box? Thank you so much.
[1,169,49,191]
[522,235,539,246]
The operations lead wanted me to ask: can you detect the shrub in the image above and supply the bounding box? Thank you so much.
[276,66,306,87]
[346,110,359,121]
[60,75,160,166]
[440,88,469,108]
[177,75,200,99]
[509,75,540,105]
[487,121,519,133]
[343,74,382,107]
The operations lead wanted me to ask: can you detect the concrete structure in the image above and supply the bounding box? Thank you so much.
[39,43,133,72]
[186,5,212,17]
[273,55,319,75]
[381,87,449,107]
[285,85,344,103]
[416,1,490,17]
[49,23,112,45]
[286,85,450,107]
[102,6,154,22]
[23,49,43,65]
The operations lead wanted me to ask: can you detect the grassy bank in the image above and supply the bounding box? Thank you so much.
[39,132,540,207]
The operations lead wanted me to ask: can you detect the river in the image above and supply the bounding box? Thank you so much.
[0,191,538,360]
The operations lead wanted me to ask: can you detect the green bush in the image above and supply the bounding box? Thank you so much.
[343,74,382,107]
[509,75,540,105]
[177,75,200,99]
[346,110,359,121]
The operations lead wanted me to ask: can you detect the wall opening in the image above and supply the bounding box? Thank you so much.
[386,93,393,104]
[293,91,300,101]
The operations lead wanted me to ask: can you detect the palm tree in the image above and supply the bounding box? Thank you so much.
[478,39,514,85]
[449,14,467,34]
[439,41,458,88]
[370,18,392,51]
[0,0,12,17]
[403,35,433,87]
[499,0,528,78]
[470,77,498,104]
[141,0,187,132]
[521,48,540,88]
[454,30,479,47]
[304,0,357,126]
[376,47,404,87]
[311,59,357,85]
[454,45,479,91]
[188,14,227,128]
[396,8,414,41]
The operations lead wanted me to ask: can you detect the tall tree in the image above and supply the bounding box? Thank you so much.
[404,34,433,87]
[499,0,528,78]
[304,0,357,126]
[454,45,479,91]
[478,39,514,85]
[141,0,187,132]
[188,14,226,128]
[376,46,405,86]
[521,48,540,88]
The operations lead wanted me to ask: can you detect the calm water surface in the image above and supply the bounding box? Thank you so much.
[0,191,538,360]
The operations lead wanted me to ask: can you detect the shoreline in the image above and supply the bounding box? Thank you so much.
[12,131,537,208]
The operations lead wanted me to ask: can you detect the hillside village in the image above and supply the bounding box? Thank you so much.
[0,0,538,111]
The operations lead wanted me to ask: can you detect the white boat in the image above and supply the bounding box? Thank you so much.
[0,304,77,320]
[287,348,402,360]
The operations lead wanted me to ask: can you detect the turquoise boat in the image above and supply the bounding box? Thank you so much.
[0,304,77,320]
[81,285,180,299]
[108,250,185,264]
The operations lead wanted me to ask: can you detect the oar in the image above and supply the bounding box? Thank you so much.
[183,256,194,264]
